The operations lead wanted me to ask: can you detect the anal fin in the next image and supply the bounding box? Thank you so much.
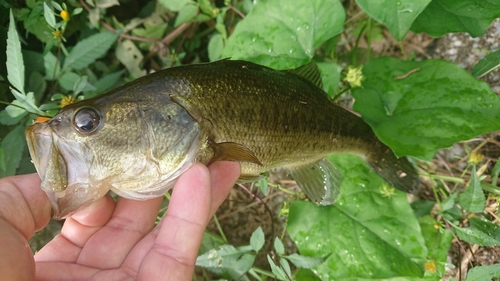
[288,159,342,205]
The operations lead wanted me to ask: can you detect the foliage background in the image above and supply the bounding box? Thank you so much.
[1,0,500,280]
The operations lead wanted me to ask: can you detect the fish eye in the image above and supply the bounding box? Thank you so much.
[73,107,101,134]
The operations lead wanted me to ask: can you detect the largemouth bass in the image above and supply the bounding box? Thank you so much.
[26,60,421,218]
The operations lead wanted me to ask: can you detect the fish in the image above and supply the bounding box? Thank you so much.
[25,60,421,219]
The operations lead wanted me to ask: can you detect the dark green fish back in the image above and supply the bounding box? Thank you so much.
[119,60,420,193]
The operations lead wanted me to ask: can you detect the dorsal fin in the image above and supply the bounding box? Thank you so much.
[287,63,323,89]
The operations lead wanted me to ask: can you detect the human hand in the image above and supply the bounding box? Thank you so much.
[0,161,240,281]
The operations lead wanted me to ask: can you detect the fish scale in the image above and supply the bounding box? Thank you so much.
[26,60,421,218]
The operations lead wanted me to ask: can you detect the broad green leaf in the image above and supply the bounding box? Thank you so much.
[43,2,56,29]
[352,57,500,160]
[294,268,322,281]
[465,264,500,281]
[411,0,500,38]
[7,10,25,94]
[317,62,342,97]
[0,149,4,172]
[208,33,224,62]
[158,0,193,11]
[249,227,265,252]
[355,0,431,41]
[284,253,330,269]
[274,237,285,255]
[454,217,500,246]
[27,71,47,102]
[174,3,199,27]
[286,154,427,279]
[0,126,26,177]
[59,72,81,91]
[280,258,292,278]
[63,31,118,70]
[418,216,453,277]
[223,0,345,69]
[472,50,500,78]
[458,166,486,213]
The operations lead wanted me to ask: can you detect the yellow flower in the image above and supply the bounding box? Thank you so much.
[52,29,62,38]
[60,10,70,21]
[469,152,484,166]
[61,95,76,107]
[344,65,364,88]
[424,260,437,273]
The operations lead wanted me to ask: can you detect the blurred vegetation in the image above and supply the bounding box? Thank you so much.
[1,0,500,280]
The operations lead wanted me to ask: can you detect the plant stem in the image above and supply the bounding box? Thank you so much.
[212,214,228,243]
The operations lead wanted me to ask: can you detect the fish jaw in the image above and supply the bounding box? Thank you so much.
[26,122,106,218]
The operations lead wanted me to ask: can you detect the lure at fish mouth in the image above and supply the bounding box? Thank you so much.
[26,60,422,219]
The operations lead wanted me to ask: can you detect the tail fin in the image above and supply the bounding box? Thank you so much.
[366,143,421,194]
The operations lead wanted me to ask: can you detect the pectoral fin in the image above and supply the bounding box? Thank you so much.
[288,159,342,205]
[210,142,263,166]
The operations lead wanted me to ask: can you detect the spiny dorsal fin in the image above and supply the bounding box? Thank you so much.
[287,63,323,89]
[210,142,263,166]
[287,159,342,205]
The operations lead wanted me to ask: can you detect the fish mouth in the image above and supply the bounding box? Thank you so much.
[26,123,107,219]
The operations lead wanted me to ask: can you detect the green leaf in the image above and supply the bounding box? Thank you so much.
[174,3,199,27]
[418,215,453,277]
[267,255,289,281]
[286,154,427,279]
[274,237,285,255]
[73,76,93,95]
[10,89,45,116]
[472,50,500,78]
[222,0,345,69]
[159,0,193,11]
[411,0,500,38]
[249,227,265,252]
[491,158,500,186]
[317,62,342,97]
[454,217,500,246]
[465,264,500,281]
[355,0,431,41]
[0,101,28,125]
[0,148,4,172]
[352,57,500,160]
[458,166,486,213]
[284,253,330,269]
[59,72,80,91]
[63,31,118,70]
[93,70,125,93]
[7,10,26,94]
[43,2,56,29]
[196,244,248,267]
[0,126,26,177]
[44,51,61,80]
[208,33,224,62]
[280,258,292,279]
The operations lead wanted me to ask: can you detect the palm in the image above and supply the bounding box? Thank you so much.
[0,162,239,281]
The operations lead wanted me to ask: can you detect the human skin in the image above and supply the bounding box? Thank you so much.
[0,161,240,281]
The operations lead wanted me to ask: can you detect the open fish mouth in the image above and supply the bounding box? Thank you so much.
[26,122,106,218]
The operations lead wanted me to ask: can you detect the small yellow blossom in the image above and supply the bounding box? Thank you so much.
[424,260,437,273]
[343,65,364,88]
[380,182,395,198]
[61,95,76,107]
[60,10,70,21]
[52,29,62,38]
[469,152,484,166]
